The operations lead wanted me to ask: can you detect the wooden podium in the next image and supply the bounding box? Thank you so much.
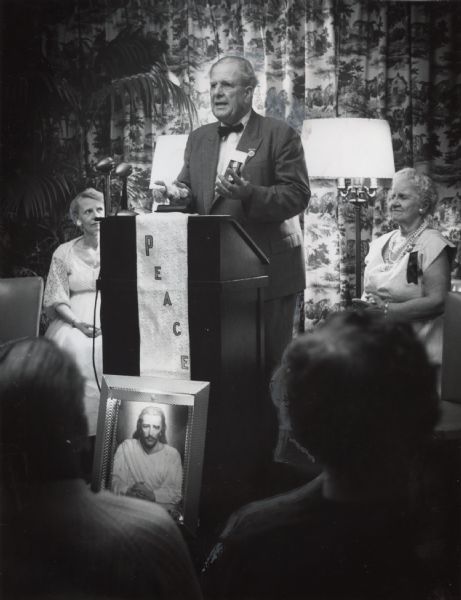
[98,214,270,520]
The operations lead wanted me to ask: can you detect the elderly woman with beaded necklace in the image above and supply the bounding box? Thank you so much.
[354,168,455,368]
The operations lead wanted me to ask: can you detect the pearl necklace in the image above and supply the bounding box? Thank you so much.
[382,221,427,269]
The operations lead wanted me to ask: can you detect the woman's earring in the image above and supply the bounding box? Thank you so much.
[76,219,82,226]
[418,208,424,214]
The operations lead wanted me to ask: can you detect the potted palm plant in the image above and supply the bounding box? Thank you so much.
[0,0,196,277]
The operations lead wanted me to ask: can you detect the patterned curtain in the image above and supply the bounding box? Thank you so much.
[91,0,460,330]
[12,0,461,329]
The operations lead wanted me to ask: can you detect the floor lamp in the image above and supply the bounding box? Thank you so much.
[302,118,395,298]
[150,134,189,211]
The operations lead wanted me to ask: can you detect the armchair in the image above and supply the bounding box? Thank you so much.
[0,277,44,343]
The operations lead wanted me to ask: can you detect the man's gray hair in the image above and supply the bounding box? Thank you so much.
[211,55,258,88]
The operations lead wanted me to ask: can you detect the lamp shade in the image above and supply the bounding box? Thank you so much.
[302,118,395,179]
[150,134,188,188]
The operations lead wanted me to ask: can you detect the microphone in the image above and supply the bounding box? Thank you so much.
[95,157,115,215]
[95,157,115,173]
[115,162,136,216]
[115,162,133,178]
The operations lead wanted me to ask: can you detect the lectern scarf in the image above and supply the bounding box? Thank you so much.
[136,212,190,379]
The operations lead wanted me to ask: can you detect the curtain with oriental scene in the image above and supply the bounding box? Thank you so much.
[94,0,460,330]
[43,0,461,329]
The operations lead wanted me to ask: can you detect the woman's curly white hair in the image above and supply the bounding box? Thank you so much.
[392,167,438,216]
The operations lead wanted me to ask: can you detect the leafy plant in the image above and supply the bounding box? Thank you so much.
[0,0,196,276]
[1,0,196,225]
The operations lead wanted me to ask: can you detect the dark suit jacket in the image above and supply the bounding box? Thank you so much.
[177,110,310,300]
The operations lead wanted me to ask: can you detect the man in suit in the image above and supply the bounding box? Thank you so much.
[176,55,311,379]
[155,56,310,511]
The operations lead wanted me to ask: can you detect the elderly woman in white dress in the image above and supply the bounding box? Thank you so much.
[355,168,455,367]
[43,188,104,435]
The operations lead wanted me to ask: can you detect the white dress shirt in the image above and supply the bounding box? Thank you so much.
[216,109,252,178]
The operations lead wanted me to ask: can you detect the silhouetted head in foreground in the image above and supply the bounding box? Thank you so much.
[0,337,87,487]
[280,310,439,494]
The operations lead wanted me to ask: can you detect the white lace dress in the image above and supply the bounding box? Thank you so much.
[44,237,102,435]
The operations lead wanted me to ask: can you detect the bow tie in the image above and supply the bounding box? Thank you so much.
[218,123,244,138]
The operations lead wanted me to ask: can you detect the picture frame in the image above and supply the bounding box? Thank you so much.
[91,374,209,535]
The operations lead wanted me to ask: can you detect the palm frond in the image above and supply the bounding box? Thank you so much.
[4,70,60,118]
[3,173,73,221]
[55,79,81,113]
[2,18,197,223]
[110,68,197,125]
[95,26,169,79]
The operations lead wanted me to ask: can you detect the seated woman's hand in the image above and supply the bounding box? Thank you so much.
[73,321,101,337]
[351,296,387,314]
[351,298,370,309]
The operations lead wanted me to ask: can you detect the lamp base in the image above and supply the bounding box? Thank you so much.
[338,177,377,204]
